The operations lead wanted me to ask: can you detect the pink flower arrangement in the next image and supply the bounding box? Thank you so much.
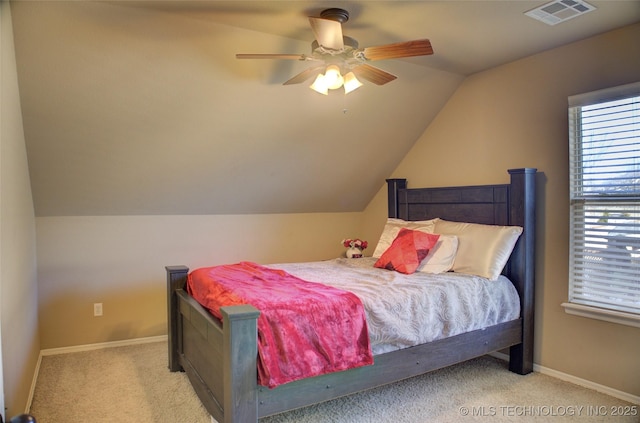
[342,238,368,250]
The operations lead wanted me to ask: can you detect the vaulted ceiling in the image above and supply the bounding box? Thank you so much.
[10,1,640,216]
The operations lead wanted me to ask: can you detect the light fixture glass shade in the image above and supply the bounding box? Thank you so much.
[324,65,344,90]
[310,74,328,95]
[343,72,363,94]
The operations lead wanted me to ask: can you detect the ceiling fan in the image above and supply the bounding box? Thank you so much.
[236,8,434,95]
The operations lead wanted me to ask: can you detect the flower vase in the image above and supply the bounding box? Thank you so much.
[346,247,363,258]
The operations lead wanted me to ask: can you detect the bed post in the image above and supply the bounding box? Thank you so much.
[221,306,260,423]
[507,168,536,375]
[166,265,189,372]
[386,178,407,218]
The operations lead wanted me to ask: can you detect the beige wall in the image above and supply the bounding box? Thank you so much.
[363,23,640,397]
[36,213,363,348]
[1,2,40,417]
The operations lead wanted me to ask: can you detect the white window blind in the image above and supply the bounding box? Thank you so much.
[567,82,640,319]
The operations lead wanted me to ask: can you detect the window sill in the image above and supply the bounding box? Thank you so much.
[561,302,640,329]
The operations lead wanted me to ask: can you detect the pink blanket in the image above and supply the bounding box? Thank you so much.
[187,262,373,388]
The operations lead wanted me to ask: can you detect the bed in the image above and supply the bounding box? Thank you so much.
[166,168,536,423]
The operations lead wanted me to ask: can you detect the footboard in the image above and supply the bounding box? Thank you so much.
[167,266,260,423]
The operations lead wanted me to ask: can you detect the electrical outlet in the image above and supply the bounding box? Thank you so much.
[94,303,103,317]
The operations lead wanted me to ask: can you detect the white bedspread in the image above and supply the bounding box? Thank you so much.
[269,258,520,355]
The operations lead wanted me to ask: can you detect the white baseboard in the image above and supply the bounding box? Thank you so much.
[489,352,639,405]
[24,354,42,413]
[39,334,168,356]
[26,335,168,413]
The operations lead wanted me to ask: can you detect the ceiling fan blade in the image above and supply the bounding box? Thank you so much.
[236,54,308,60]
[308,17,344,51]
[362,39,433,61]
[283,66,324,85]
[352,64,397,86]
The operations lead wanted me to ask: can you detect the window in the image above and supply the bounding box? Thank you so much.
[563,82,640,328]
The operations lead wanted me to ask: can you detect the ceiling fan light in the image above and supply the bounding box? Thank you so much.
[310,74,329,95]
[324,65,344,90]
[343,72,363,94]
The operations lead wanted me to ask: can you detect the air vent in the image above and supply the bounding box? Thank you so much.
[525,0,596,26]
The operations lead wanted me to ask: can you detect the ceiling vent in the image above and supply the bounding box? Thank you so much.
[525,0,596,25]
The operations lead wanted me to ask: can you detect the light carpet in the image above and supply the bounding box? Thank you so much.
[29,341,637,422]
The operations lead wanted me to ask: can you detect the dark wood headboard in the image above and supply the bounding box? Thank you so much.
[385,168,536,373]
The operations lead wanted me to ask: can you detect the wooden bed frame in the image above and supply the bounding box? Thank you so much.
[166,168,537,423]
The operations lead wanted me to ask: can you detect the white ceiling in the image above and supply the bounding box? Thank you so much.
[118,0,640,75]
[9,0,640,216]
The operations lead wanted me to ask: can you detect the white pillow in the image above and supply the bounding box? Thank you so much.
[372,218,436,258]
[417,235,459,274]
[432,218,523,280]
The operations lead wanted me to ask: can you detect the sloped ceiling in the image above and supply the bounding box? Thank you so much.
[10,1,640,216]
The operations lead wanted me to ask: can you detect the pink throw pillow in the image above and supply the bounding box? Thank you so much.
[374,228,440,274]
